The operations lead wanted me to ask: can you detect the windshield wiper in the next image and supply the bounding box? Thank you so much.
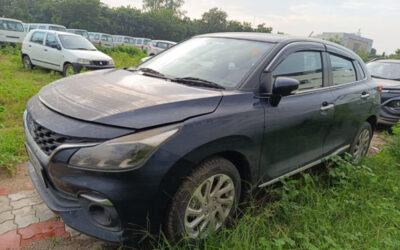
[172,77,225,90]
[125,67,168,79]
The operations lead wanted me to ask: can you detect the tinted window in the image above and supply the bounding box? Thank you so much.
[330,54,356,85]
[273,51,323,91]
[45,33,59,48]
[30,31,45,44]
[0,20,24,32]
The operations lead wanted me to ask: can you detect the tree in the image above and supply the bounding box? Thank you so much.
[255,23,272,33]
[142,0,184,15]
[201,8,228,33]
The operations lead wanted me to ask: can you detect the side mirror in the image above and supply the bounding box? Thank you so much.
[272,77,299,97]
[56,44,62,50]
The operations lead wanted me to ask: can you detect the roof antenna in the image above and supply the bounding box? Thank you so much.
[308,31,314,38]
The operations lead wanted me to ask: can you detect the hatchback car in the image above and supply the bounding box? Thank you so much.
[88,32,114,48]
[0,17,26,44]
[367,59,400,125]
[24,33,379,243]
[134,37,151,50]
[113,35,135,47]
[147,40,176,56]
[21,30,114,76]
[67,29,89,40]
[26,23,67,32]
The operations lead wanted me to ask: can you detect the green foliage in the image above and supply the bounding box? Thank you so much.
[1,0,273,42]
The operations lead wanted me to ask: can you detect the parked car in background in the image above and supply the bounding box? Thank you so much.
[21,30,114,76]
[67,29,89,40]
[367,59,400,125]
[113,35,135,47]
[26,23,67,32]
[147,40,176,56]
[0,17,26,44]
[134,37,151,50]
[88,32,113,48]
[24,33,379,243]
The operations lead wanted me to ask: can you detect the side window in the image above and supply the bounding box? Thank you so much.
[38,25,46,30]
[158,42,168,49]
[29,25,37,31]
[89,33,94,39]
[329,54,356,85]
[273,51,323,91]
[357,61,366,79]
[118,37,122,42]
[94,34,100,40]
[30,31,45,45]
[45,33,59,48]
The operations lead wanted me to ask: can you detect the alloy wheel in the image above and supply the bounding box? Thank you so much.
[23,56,31,69]
[352,128,371,163]
[184,174,235,238]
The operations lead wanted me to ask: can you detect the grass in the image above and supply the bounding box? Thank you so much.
[154,129,400,249]
[0,46,146,174]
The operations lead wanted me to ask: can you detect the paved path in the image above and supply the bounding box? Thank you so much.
[0,187,84,249]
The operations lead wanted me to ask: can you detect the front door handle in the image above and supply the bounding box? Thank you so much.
[361,92,370,99]
[320,102,334,111]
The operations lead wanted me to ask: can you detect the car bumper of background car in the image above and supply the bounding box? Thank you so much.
[379,95,400,125]
[72,63,114,72]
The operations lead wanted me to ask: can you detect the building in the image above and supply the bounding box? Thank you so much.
[314,32,373,52]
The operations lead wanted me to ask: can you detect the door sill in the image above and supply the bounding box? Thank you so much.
[258,145,350,188]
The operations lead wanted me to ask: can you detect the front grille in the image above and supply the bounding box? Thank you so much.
[91,60,109,66]
[26,114,86,155]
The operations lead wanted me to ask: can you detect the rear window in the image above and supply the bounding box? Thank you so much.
[30,31,45,44]
[49,26,66,32]
[144,39,150,45]
[0,20,24,32]
[102,35,113,42]
[29,25,37,31]
[330,54,356,85]
[157,42,168,49]
[136,39,143,45]
[94,34,100,40]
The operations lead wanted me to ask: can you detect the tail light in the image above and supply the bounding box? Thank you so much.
[148,45,152,50]
[141,45,144,50]
[20,42,23,50]
[378,84,383,94]
[99,41,102,46]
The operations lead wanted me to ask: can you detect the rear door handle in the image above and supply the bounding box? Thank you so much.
[320,102,334,111]
[361,92,370,99]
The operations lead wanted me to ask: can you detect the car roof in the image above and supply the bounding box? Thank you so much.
[28,23,66,27]
[152,40,176,44]
[67,29,87,32]
[370,59,400,64]
[30,30,80,36]
[0,17,24,23]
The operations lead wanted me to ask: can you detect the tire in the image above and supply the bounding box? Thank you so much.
[63,63,76,77]
[165,157,241,242]
[22,55,33,69]
[349,122,373,164]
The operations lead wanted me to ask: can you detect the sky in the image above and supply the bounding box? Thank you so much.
[100,0,400,54]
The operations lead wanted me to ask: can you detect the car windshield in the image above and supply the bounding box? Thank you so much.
[59,34,96,50]
[49,26,66,32]
[139,37,273,88]
[367,62,400,80]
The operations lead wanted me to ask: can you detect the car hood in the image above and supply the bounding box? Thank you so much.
[66,49,112,61]
[372,77,400,89]
[38,69,223,129]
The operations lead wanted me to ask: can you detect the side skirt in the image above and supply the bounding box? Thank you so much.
[258,145,350,188]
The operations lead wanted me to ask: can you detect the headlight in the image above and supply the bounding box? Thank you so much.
[109,59,114,65]
[77,58,91,65]
[69,125,180,170]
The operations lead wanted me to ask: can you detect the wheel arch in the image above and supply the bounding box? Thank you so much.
[366,115,377,132]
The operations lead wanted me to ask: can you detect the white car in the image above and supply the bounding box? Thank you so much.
[0,17,26,44]
[26,23,67,32]
[113,35,135,47]
[21,30,114,76]
[133,37,151,50]
[88,32,114,48]
[147,40,176,56]
[67,29,89,40]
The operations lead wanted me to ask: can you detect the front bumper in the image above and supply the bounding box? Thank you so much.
[72,63,114,72]
[378,93,400,125]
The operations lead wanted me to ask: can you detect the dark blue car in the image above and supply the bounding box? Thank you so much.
[24,33,380,243]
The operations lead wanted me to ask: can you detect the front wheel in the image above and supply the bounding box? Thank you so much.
[22,55,33,69]
[165,157,241,242]
[350,122,373,164]
[63,63,77,77]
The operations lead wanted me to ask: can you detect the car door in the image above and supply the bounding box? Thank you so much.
[322,46,374,155]
[28,31,47,67]
[43,33,63,70]
[259,43,335,183]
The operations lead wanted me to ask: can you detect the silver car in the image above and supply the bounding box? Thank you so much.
[147,40,176,56]
[88,32,113,48]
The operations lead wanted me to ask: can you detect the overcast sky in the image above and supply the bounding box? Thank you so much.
[101,0,400,54]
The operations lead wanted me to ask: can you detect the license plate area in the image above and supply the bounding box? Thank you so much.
[25,143,46,186]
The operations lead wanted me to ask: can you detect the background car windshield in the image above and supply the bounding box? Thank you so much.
[49,26,66,32]
[0,20,24,32]
[367,62,400,80]
[140,37,273,88]
[59,35,96,50]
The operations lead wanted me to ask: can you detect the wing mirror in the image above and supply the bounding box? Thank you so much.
[272,77,299,97]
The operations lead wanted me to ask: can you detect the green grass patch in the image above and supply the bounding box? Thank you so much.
[0,46,145,174]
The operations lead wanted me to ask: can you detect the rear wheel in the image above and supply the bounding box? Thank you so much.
[22,55,33,69]
[165,157,241,242]
[350,122,372,164]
